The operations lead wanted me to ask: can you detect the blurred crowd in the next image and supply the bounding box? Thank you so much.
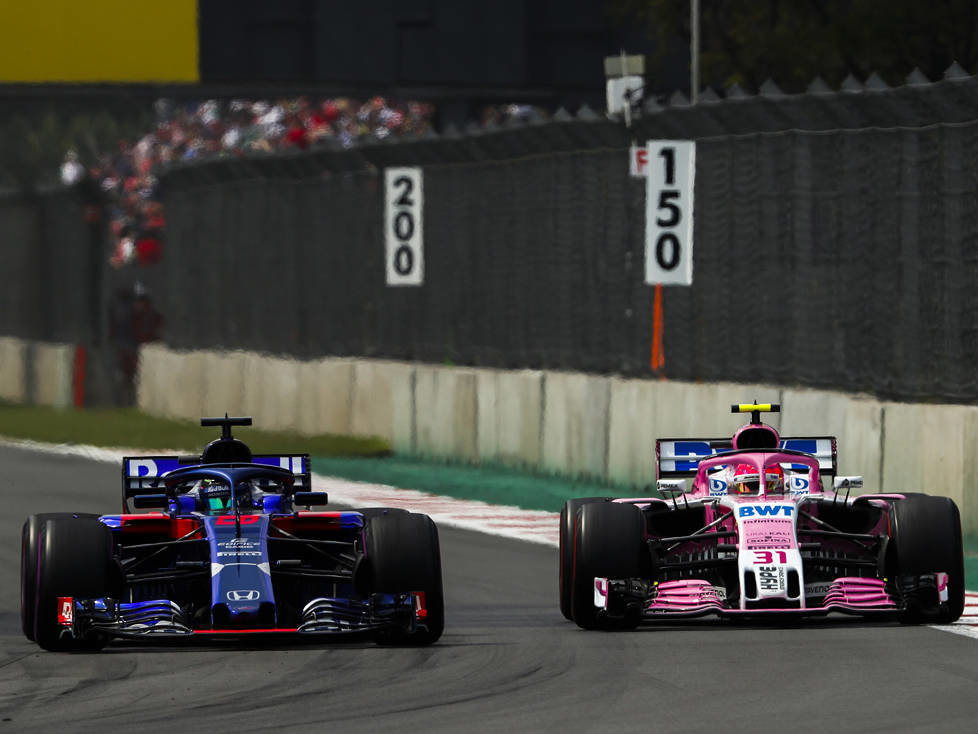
[59,97,551,270]
[59,96,437,269]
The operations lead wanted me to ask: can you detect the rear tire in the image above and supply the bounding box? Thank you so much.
[365,512,444,645]
[21,513,98,641]
[889,495,965,624]
[571,502,646,630]
[34,517,114,651]
[559,497,611,621]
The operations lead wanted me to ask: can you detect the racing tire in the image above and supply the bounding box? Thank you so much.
[571,501,646,630]
[21,513,99,641]
[33,517,114,651]
[888,495,965,624]
[365,512,444,645]
[559,497,611,621]
[356,507,409,520]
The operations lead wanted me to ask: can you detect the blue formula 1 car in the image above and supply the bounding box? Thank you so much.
[21,416,444,651]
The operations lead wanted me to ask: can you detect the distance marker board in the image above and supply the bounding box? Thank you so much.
[385,167,424,286]
[643,141,695,285]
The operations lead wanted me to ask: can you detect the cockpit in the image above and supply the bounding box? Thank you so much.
[166,467,294,515]
[697,453,820,498]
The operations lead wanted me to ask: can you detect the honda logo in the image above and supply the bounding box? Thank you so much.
[227,589,260,601]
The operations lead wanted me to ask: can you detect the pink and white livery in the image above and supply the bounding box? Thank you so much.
[559,403,965,629]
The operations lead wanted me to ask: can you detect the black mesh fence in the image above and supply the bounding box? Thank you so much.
[154,112,978,403]
[0,183,104,344]
[8,78,978,404]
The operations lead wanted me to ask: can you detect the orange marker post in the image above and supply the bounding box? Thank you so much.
[651,284,665,372]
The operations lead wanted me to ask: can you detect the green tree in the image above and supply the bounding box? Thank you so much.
[610,0,978,92]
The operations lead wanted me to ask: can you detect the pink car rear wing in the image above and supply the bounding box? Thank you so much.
[655,436,837,479]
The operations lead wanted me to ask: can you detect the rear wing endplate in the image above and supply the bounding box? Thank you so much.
[122,454,312,510]
[656,437,837,478]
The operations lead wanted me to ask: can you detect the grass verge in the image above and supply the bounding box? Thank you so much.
[0,403,390,457]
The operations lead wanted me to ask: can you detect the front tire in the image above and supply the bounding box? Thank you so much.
[571,501,646,630]
[33,517,114,651]
[559,497,611,621]
[889,495,965,624]
[21,513,98,641]
[365,512,444,645]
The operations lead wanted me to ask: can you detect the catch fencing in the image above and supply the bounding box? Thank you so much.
[157,78,978,403]
[9,74,978,403]
[0,183,104,344]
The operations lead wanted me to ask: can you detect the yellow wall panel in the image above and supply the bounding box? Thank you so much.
[0,1,198,82]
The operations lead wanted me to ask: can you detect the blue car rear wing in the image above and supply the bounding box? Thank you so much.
[121,454,312,511]
[655,437,837,478]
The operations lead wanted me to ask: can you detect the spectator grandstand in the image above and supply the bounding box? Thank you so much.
[69,95,439,268]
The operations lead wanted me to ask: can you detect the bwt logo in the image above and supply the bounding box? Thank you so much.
[789,476,810,494]
[739,505,795,518]
[227,590,260,601]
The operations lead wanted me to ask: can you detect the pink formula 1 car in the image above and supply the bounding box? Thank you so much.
[559,403,965,629]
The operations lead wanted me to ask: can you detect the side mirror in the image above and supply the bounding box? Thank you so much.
[293,491,329,507]
[833,476,863,492]
[656,478,687,494]
[133,493,170,509]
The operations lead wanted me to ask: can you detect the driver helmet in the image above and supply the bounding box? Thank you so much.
[192,478,232,512]
[235,479,260,511]
[731,464,785,495]
[731,464,761,495]
[765,465,785,494]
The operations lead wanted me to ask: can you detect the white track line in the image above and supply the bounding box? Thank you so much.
[6,437,978,638]
[933,593,978,639]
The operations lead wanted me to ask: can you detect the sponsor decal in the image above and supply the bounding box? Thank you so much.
[668,441,712,472]
[127,459,159,478]
[706,585,728,601]
[279,456,305,473]
[215,515,260,526]
[217,551,262,557]
[709,477,728,496]
[593,577,609,610]
[227,590,260,601]
[757,565,785,593]
[744,530,793,550]
[219,538,258,549]
[413,591,428,619]
[805,582,832,597]
[788,475,810,495]
[57,597,73,626]
[739,505,794,518]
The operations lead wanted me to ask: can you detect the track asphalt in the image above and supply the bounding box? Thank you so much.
[5,441,978,732]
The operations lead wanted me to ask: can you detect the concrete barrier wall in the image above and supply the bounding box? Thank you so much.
[32,342,73,408]
[880,402,978,535]
[476,369,543,469]
[242,352,300,432]
[415,365,479,462]
[137,343,186,418]
[295,358,355,437]
[541,372,611,479]
[349,360,415,452]
[128,345,978,530]
[200,350,247,417]
[0,337,26,402]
